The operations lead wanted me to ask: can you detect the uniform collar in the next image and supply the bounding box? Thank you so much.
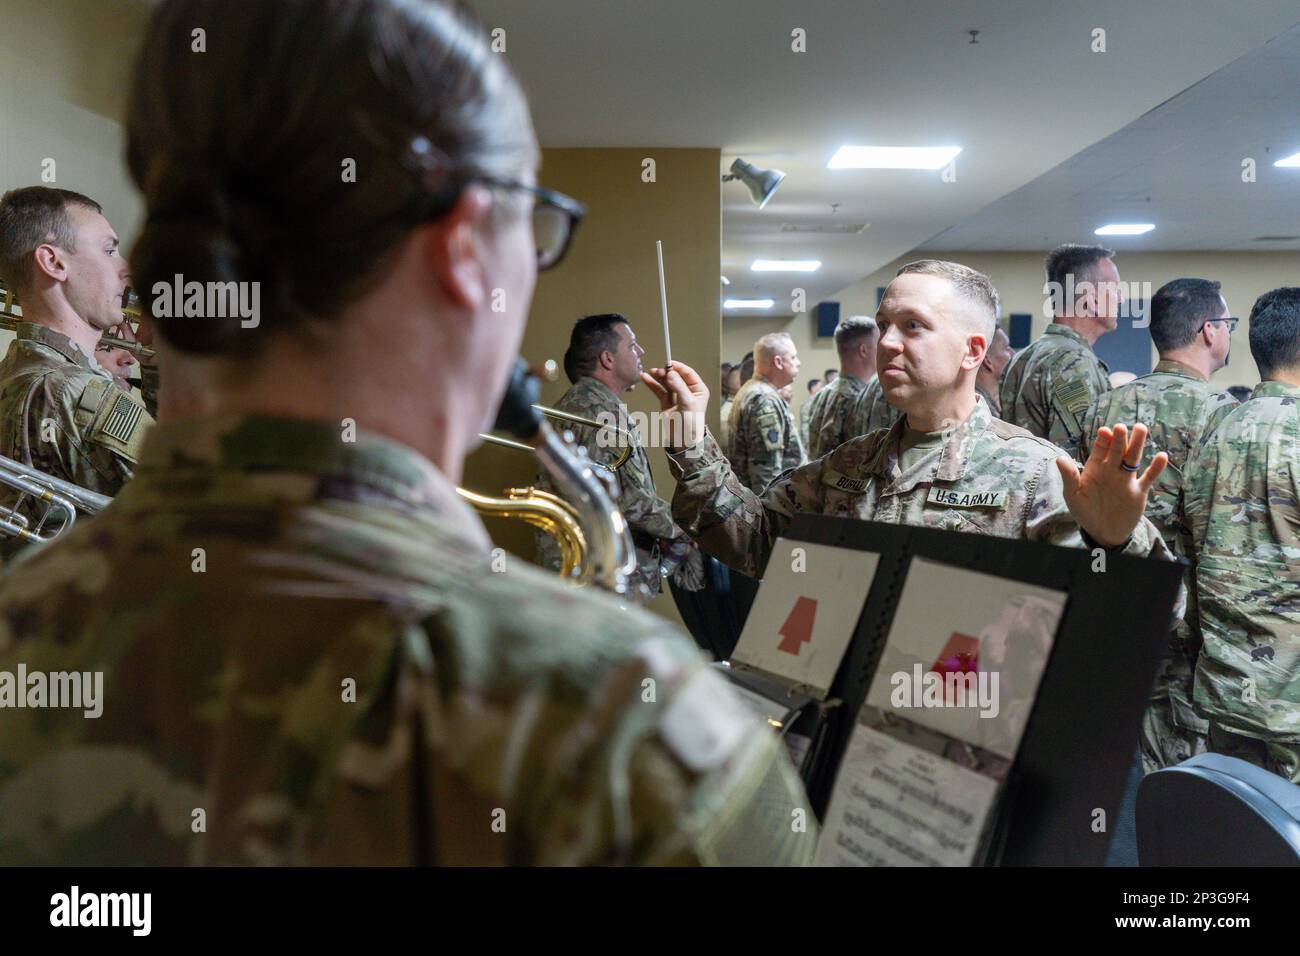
[1044,322,1089,347]
[15,321,104,372]
[1253,380,1300,400]
[1152,358,1208,381]
[836,372,866,388]
[131,414,491,550]
[572,375,622,406]
[874,398,991,493]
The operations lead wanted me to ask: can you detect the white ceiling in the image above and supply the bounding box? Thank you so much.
[923,21,1300,252]
[471,0,1300,308]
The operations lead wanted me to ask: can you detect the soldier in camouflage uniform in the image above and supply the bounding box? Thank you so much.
[0,0,814,866]
[1180,287,1300,782]
[727,332,805,493]
[536,314,700,597]
[975,326,1012,417]
[807,316,876,458]
[0,188,155,533]
[797,378,822,451]
[642,260,1174,579]
[846,371,901,439]
[1001,244,1122,457]
[1080,279,1239,773]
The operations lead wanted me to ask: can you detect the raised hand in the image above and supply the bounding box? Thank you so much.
[1056,422,1168,548]
[639,360,709,451]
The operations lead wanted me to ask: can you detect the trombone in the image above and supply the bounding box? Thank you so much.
[0,454,111,542]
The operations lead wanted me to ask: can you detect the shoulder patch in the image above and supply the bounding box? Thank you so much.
[1051,376,1095,438]
[87,384,150,462]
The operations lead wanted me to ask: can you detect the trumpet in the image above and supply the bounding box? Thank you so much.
[0,454,111,542]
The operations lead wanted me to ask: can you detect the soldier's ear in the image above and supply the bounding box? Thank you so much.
[32,243,68,284]
[962,332,988,371]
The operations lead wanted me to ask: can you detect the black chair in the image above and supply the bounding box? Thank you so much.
[1137,753,1300,865]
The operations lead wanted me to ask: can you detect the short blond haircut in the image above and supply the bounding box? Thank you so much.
[895,259,999,340]
[754,331,795,364]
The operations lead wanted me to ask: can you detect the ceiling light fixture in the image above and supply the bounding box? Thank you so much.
[751,260,821,272]
[827,146,962,170]
[1094,223,1155,236]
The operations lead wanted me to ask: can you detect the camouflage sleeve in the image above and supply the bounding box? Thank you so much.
[1048,354,1111,456]
[746,396,792,494]
[812,390,849,460]
[615,447,686,544]
[666,427,824,578]
[525,641,816,865]
[1077,392,1106,463]
[8,374,137,495]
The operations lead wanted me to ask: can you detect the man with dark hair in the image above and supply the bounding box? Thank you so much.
[1181,287,1300,782]
[1000,243,1121,456]
[823,368,838,386]
[537,313,700,598]
[0,186,154,532]
[807,315,877,457]
[642,257,1173,584]
[1081,278,1238,774]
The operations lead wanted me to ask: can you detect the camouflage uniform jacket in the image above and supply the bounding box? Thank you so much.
[0,322,154,496]
[797,391,817,451]
[1081,359,1237,757]
[535,375,691,595]
[668,397,1173,581]
[727,374,805,494]
[845,374,901,440]
[1082,359,1238,548]
[1000,322,1110,458]
[1181,381,1300,742]
[808,373,869,459]
[975,382,1001,418]
[0,415,815,865]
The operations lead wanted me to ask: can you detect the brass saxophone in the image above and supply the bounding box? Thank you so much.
[458,358,637,598]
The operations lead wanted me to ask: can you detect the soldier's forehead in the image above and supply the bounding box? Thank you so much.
[879,277,955,320]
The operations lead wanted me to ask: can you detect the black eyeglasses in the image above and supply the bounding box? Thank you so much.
[470,175,587,271]
[396,133,586,271]
[1202,317,1239,334]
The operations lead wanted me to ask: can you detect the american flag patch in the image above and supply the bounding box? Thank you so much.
[100,393,143,444]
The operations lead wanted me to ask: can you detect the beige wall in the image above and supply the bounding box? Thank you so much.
[0,0,147,238]
[462,147,722,625]
[724,250,1300,425]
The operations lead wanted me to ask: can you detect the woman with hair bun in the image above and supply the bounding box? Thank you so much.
[0,0,813,866]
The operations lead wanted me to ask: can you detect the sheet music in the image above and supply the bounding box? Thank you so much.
[815,722,998,867]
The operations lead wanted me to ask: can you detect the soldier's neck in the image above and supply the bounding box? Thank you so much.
[904,390,977,433]
[840,355,873,381]
[1157,348,1213,381]
[17,297,102,359]
[587,369,626,396]
[1268,367,1300,388]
